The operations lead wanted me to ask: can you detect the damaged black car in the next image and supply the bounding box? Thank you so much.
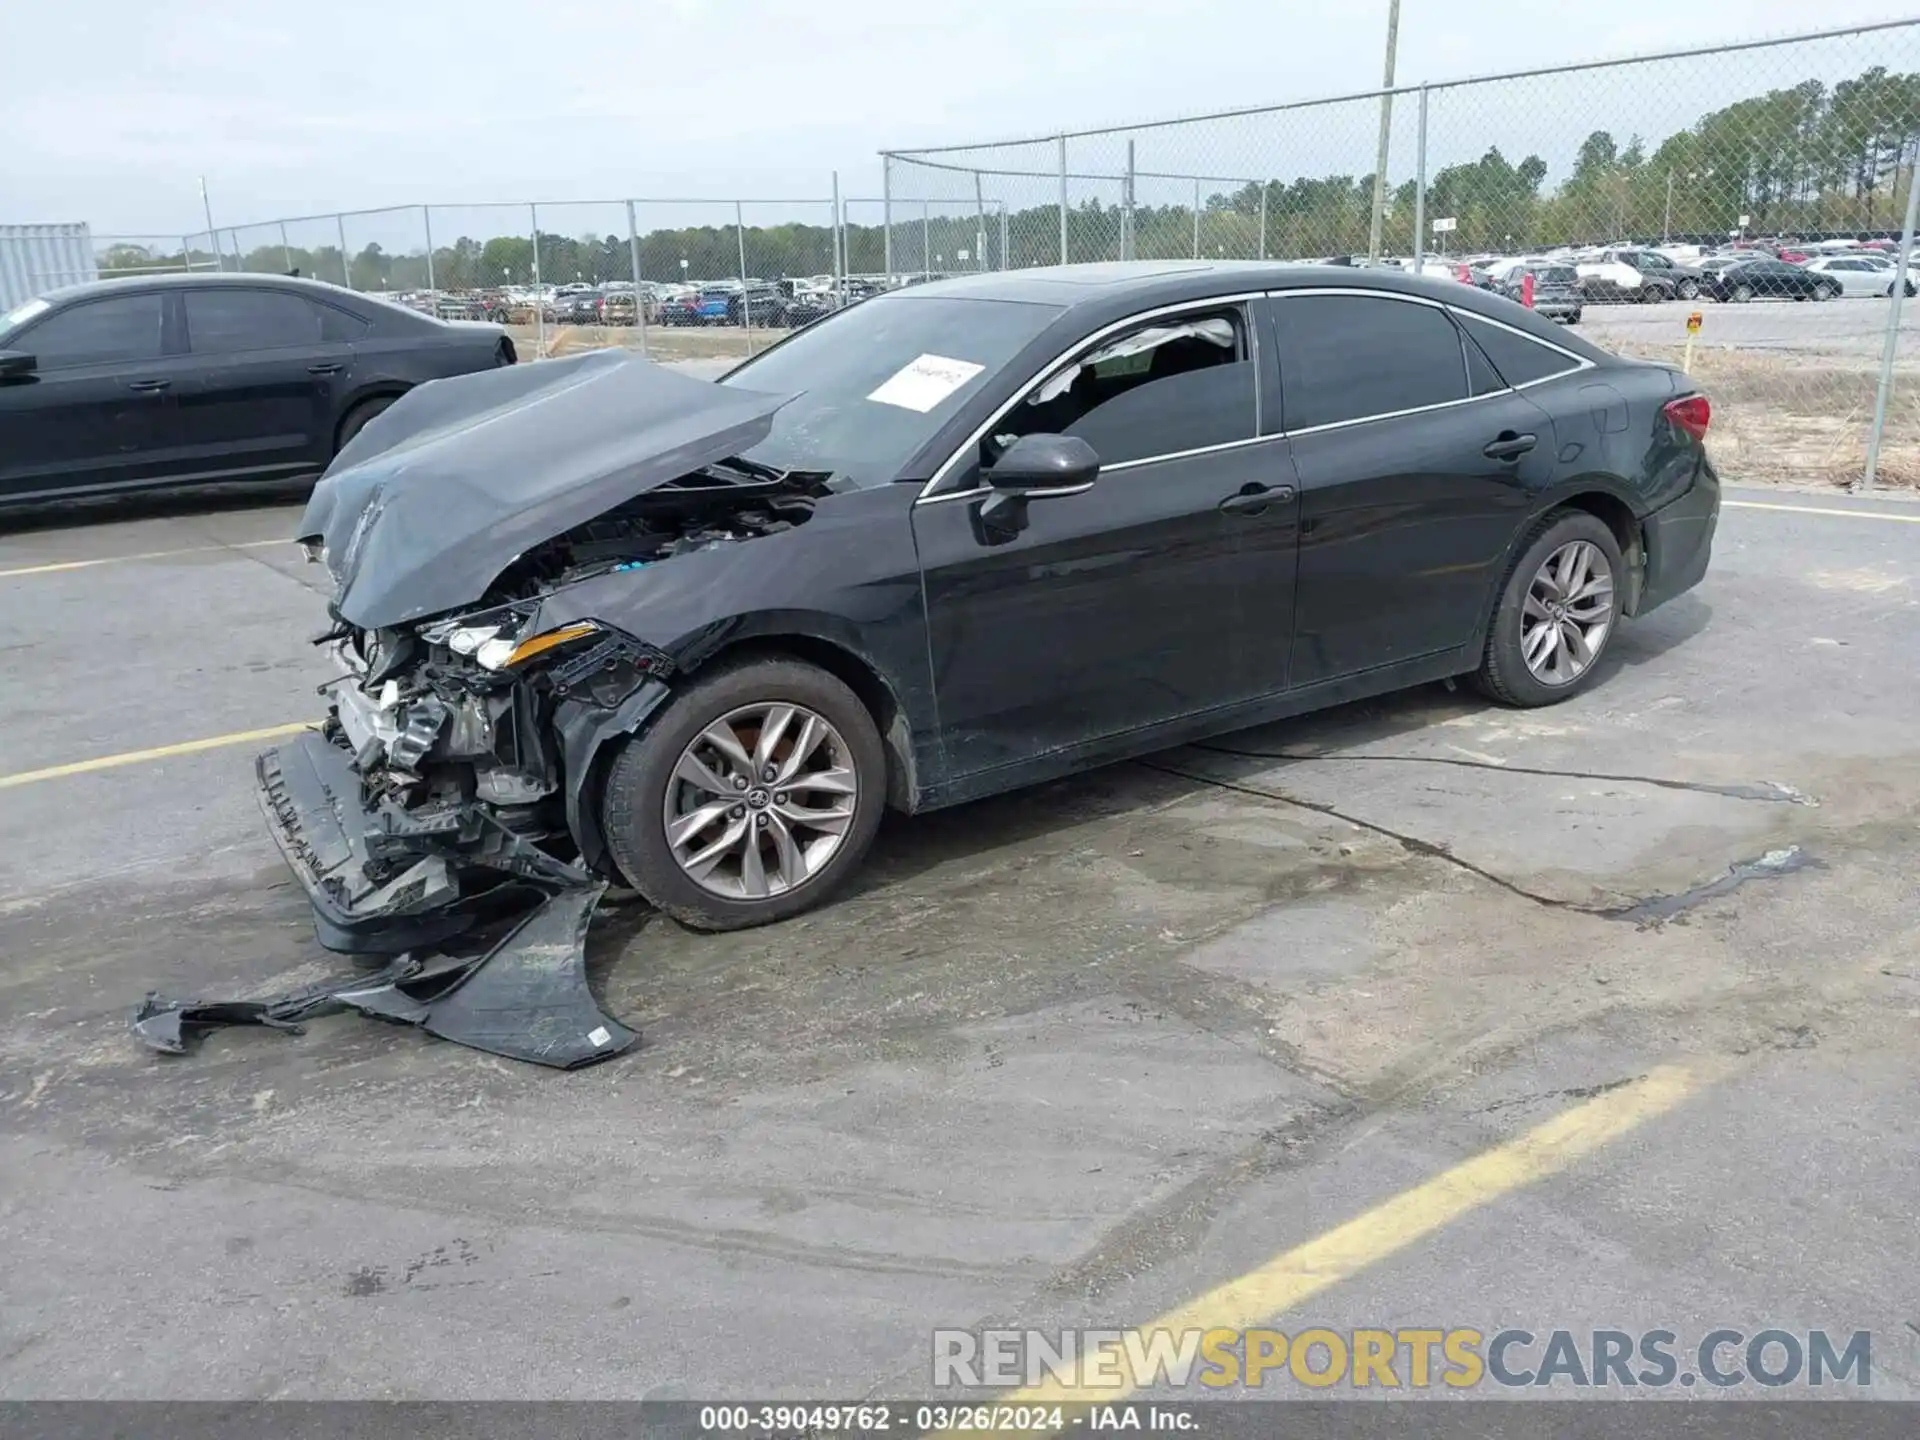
[268,260,1720,952]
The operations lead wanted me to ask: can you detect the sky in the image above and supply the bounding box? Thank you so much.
[2,0,1915,241]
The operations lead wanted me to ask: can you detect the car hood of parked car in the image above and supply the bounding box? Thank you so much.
[297,349,793,629]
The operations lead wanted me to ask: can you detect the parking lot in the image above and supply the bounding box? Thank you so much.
[2,455,1918,1401]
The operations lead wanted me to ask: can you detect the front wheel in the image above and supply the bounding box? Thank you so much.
[1730,284,1754,303]
[1676,279,1700,300]
[600,657,888,930]
[1473,511,1623,708]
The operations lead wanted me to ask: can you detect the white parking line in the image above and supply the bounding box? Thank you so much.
[0,538,288,579]
[1725,499,1920,524]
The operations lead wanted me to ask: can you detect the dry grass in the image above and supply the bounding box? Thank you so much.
[1606,342,1919,489]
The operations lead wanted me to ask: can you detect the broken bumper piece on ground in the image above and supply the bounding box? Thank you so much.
[131,883,637,1069]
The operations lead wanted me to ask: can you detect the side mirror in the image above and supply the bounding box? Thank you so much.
[983,433,1100,494]
[0,350,37,380]
[973,434,1100,545]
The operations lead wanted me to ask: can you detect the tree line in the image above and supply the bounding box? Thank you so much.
[97,63,1920,292]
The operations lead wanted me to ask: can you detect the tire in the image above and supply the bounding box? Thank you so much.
[1676,279,1700,300]
[335,395,395,454]
[1815,283,1839,302]
[600,656,888,931]
[1472,510,1625,708]
[1730,284,1753,303]
[1639,284,1670,304]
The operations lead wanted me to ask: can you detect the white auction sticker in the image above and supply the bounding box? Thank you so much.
[866,353,986,413]
[587,1026,612,1048]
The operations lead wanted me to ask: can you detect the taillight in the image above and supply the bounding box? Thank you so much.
[1664,394,1711,440]
[1454,264,1471,282]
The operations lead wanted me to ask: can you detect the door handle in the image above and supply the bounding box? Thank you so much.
[126,378,171,394]
[1483,431,1537,461]
[307,362,344,376]
[1218,482,1296,516]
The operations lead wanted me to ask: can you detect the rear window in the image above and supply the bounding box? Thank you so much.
[1458,313,1583,389]
[1540,267,1578,285]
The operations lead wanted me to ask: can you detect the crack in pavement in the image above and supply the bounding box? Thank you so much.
[1141,759,1818,926]
[1192,742,1818,806]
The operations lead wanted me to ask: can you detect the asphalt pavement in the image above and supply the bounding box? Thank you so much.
[1,480,1917,1402]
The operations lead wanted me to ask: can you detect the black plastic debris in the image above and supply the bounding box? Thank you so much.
[130,884,636,1070]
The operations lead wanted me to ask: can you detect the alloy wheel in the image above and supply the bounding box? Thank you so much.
[662,702,859,900]
[1521,540,1615,687]
[1731,284,1753,303]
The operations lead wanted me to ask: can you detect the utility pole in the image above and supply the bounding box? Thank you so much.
[1366,0,1401,263]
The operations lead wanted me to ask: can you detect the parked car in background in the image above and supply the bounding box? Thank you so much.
[1802,255,1918,298]
[1577,249,1702,302]
[556,291,605,325]
[0,273,513,505]
[1701,257,1840,303]
[1490,260,1583,323]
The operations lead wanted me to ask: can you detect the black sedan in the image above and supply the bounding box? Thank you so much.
[274,260,1719,954]
[0,273,515,506]
[1702,257,1841,303]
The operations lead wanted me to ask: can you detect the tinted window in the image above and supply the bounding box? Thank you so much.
[721,293,1063,488]
[318,304,370,341]
[1458,314,1581,388]
[186,289,328,352]
[1271,294,1467,430]
[999,311,1253,468]
[21,295,167,369]
[1464,332,1505,397]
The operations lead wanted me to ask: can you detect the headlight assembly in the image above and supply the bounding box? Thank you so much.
[424,615,600,672]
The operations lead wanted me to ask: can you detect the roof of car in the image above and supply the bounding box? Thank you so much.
[35,270,367,306]
[898,259,1486,309]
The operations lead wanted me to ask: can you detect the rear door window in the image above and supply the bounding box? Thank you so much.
[21,294,167,369]
[1269,293,1468,431]
[185,289,326,353]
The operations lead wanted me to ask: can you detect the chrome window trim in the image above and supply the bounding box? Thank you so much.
[914,291,1268,503]
[1263,287,1596,436]
[912,433,1283,505]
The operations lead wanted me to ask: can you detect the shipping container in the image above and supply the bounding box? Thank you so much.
[0,223,97,311]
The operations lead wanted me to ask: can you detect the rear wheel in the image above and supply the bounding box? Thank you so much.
[1814,282,1839,302]
[1473,511,1624,708]
[1676,279,1700,300]
[1730,284,1754,303]
[600,657,888,931]
[334,395,395,455]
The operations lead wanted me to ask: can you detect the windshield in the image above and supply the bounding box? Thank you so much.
[0,295,51,339]
[718,293,1064,487]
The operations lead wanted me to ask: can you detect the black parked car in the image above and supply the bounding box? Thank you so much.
[1702,258,1840,303]
[274,260,1718,951]
[0,274,515,506]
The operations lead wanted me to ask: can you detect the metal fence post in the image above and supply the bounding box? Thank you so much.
[1367,0,1402,263]
[279,221,294,276]
[1000,203,1008,273]
[832,170,845,298]
[626,199,649,360]
[1862,168,1920,491]
[1413,84,1429,272]
[882,153,894,282]
[1123,140,1136,262]
[1192,177,1202,259]
[336,214,351,288]
[1058,135,1069,265]
[422,205,436,294]
[736,199,753,356]
[1258,185,1268,260]
[530,203,544,359]
[974,171,986,272]
[921,200,931,280]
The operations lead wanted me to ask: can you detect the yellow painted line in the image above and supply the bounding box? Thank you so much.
[1726,499,1920,524]
[0,538,288,579]
[1003,1063,1705,1417]
[0,723,311,790]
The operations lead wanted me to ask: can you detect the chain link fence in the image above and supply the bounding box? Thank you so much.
[885,20,1920,489]
[154,187,900,367]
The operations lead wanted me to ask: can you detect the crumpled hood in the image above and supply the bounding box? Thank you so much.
[299,349,791,628]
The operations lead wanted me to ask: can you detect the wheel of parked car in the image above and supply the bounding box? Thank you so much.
[1567,309,1582,325]
[335,395,396,454]
[1676,279,1700,301]
[1729,283,1754,303]
[1639,283,1672,304]
[1473,510,1623,708]
[1893,280,1919,299]
[599,656,888,931]
[1812,282,1840,302]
